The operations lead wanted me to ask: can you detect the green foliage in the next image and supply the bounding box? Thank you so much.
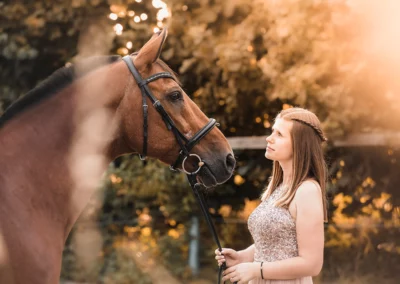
[157,233,190,278]
[164,0,400,138]
[0,0,158,113]
[61,239,152,284]
[101,156,196,222]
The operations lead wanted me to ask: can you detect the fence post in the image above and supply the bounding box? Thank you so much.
[188,215,200,276]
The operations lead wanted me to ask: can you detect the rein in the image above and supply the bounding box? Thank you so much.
[122,56,233,283]
[187,174,228,284]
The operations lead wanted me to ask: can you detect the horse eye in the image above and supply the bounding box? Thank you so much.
[168,91,182,101]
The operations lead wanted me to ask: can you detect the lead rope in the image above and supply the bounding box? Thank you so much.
[186,174,237,284]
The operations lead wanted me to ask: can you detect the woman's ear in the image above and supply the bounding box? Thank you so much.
[134,28,168,69]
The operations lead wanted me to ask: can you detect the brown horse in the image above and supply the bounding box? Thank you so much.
[0,29,235,283]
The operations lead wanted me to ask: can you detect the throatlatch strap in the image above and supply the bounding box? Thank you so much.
[139,90,148,160]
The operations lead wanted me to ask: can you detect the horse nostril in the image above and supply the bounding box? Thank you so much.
[225,153,236,172]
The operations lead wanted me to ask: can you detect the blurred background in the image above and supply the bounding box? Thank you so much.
[1,0,399,283]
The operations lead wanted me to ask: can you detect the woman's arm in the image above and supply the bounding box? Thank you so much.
[261,181,325,279]
[238,244,255,263]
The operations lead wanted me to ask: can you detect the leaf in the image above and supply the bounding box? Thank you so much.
[162,48,174,61]
[24,15,45,29]
[179,58,196,74]
[196,9,218,24]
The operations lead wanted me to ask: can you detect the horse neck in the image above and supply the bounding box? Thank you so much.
[69,61,132,160]
[3,61,130,164]
[66,62,130,220]
[0,61,131,237]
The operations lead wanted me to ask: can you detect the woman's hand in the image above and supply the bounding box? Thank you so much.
[215,248,241,267]
[222,262,259,283]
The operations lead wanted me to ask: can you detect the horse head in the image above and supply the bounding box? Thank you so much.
[118,29,235,187]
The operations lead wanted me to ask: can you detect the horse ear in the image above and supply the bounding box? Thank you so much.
[134,28,168,68]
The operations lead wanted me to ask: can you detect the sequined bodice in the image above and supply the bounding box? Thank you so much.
[248,186,298,262]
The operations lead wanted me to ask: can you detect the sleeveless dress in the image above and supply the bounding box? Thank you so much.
[247,186,313,284]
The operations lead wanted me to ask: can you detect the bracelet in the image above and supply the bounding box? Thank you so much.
[260,261,264,279]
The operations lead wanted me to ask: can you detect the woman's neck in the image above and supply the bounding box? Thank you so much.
[279,159,293,187]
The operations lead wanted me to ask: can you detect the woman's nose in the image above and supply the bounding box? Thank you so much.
[266,135,273,143]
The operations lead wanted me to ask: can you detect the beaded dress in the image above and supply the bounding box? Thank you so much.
[247,185,313,284]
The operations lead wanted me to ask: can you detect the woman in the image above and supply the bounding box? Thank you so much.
[216,107,328,284]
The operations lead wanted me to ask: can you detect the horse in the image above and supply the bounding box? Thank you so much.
[0,29,235,283]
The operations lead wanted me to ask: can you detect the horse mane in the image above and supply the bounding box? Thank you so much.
[0,55,121,128]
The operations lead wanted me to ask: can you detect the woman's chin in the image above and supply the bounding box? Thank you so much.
[265,151,276,161]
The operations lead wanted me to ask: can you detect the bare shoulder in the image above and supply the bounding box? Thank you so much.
[294,180,322,203]
[293,180,324,224]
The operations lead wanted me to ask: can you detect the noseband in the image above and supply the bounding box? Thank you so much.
[122,55,232,284]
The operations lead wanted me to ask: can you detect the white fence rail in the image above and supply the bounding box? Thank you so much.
[227,132,400,149]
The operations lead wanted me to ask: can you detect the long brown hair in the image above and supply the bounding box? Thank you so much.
[261,107,328,222]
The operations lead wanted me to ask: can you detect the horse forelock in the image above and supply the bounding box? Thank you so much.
[0,55,121,128]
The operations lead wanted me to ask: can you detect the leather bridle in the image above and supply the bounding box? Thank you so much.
[122,55,231,283]
[122,55,218,175]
